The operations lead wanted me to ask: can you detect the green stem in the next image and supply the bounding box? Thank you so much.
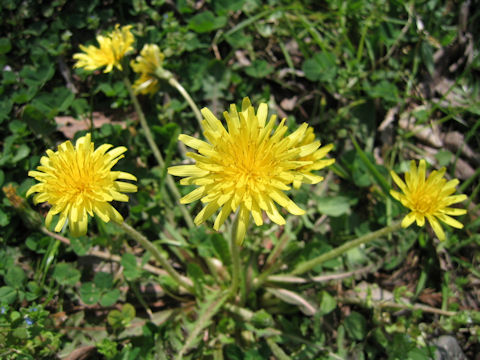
[123,77,195,229]
[117,221,194,293]
[290,220,403,276]
[123,77,165,167]
[168,77,203,129]
[253,232,291,289]
[154,68,203,129]
[229,212,241,299]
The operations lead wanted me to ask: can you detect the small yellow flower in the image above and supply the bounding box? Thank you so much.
[390,159,467,241]
[168,98,334,244]
[73,25,134,73]
[27,134,137,236]
[290,126,335,189]
[130,44,165,95]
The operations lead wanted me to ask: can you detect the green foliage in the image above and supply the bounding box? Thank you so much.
[0,304,62,358]
[0,0,478,358]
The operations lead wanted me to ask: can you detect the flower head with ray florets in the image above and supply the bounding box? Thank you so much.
[130,44,165,95]
[168,98,335,244]
[390,159,467,241]
[73,25,134,73]
[27,134,137,237]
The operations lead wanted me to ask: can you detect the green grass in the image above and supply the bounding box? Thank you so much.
[0,0,479,359]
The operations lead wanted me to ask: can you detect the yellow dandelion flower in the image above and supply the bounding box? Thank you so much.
[130,44,165,95]
[73,25,134,73]
[390,159,467,241]
[27,134,137,237]
[168,97,334,244]
[290,126,335,189]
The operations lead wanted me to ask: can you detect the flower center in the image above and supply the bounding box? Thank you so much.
[53,161,107,204]
[221,138,275,192]
[411,185,440,214]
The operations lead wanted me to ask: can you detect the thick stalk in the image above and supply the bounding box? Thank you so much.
[254,231,292,288]
[290,221,403,276]
[123,77,194,229]
[168,77,204,129]
[229,212,241,298]
[118,221,194,293]
[154,68,203,129]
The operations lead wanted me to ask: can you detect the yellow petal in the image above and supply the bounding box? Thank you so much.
[55,212,68,232]
[444,194,467,206]
[94,202,112,222]
[181,187,206,204]
[391,170,408,194]
[441,207,467,216]
[270,189,305,215]
[235,206,250,245]
[426,215,445,241]
[70,213,88,237]
[179,134,210,150]
[115,181,138,193]
[194,201,221,225]
[414,212,425,227]
[401,212,416,228]
[265,201,285,225]
[436,213,464,229]
[213,199,233,231]
[114,171,137,181]
[168,165,209,177]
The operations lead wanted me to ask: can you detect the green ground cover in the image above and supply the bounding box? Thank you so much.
[0,0,479,358]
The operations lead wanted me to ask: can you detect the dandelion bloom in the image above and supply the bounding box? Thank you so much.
[168,98,334,244]
[131,44,165,95]
[73,25,134,73]
[27,134,137,236]
[390,159,467,241]
[290,126,335,189]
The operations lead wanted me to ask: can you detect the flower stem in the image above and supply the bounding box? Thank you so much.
[253,231,291,289]
[168,77,204,129]
[154,68,203,129]
[118,221,194,293]
[290,220,403,276]
[229,212,241,299]
[123,76,194,229]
